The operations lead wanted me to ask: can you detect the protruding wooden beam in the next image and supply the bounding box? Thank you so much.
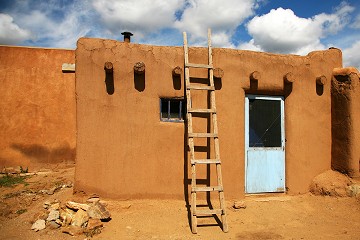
[284,72,295,83]
[213,68,224,78]
[62,63,75,73]
[172,66,182,76]
[250,71,261,81]
[104,62,113,73]
[134,62,145,74]
[316,75,327,85]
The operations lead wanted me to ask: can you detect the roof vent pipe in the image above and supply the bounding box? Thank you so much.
[121,32,133,43]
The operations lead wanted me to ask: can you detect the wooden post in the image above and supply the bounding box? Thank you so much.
[134,62,145,74]
[172,66,182,76]
[250,71,261,81]
[316,75,327,85]
[284,72,295,83]
[213,68,224,78]
[104,62,113,73]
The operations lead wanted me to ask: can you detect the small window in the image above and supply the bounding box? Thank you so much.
[160,98,185,122]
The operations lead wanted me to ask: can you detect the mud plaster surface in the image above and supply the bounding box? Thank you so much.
[75,38,342,199]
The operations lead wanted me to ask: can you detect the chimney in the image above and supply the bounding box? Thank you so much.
[121,32,133,43]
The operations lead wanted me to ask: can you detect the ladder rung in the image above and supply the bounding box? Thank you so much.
[189,108,216,113]
[192,186,223,192]
[188,133,218,138]
[191,159,221,164]
[186,63,213,69]
[195,209,223,216]
[187,85,215,90]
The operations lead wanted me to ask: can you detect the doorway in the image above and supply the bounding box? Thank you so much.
[245,95,285,193]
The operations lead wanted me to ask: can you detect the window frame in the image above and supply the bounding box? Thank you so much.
[160,97,185,122]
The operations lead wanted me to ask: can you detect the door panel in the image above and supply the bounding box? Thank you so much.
[245,95,285,193]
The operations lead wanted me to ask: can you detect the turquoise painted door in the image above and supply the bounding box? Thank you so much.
[245,95,285,193]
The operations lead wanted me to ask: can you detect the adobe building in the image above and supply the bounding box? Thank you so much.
[73,36,360,200]
[1,38,359,200]
[0,46,76,170]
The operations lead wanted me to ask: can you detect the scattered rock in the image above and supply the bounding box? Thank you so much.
[43,201,51,209]
[84,219,103,237]
[122,204,132,209]
[31,219,46,232]
[50,203,60,210]
[233,200,247,209]
[86,218,103,230]
[71,209,89,227]
[60,207,75,226]
[47,210,60,221]
[347,184,360,197]
[87,202,111,220]
[87,196,100,203]
[32,210,48,223]
[62,225,84,236]
[66,201,90,211]
[33,199,111,237]
[47,220,61,229]
[310,170,352,197]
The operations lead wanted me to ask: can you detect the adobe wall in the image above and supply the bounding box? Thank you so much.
[75,38,342,199]
[0,46,76,171]
[331,67,360,177]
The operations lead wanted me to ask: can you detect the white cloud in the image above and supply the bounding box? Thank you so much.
[237,39,263,52]
[0,13,31,45]
[343,40,360,69]
[3,0,96,48]
[174,0,258,46]
[350,14,360,29]
[92,0,184,39]
[241,3,354,55]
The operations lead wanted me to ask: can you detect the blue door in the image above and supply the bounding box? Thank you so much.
[245,95,285,193]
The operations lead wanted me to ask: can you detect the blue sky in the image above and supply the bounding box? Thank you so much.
[0,0,359,68]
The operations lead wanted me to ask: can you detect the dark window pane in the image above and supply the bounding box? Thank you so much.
[161,99,168,119]
[160,98,184,121]
[170,100,180,119]
[249,99,281,147]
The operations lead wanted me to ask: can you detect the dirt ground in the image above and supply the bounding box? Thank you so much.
[0,167,360,240]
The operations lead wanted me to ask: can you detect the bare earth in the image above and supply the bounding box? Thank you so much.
[0,167,359,240]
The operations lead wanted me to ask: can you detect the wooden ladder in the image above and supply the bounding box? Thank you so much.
[183,29,228,234]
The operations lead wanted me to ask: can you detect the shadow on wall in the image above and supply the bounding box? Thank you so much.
[11,142,75,164]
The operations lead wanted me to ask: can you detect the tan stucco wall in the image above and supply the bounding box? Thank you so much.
[0,46,76,170]
[75,38,342,199]
[331,67,360,177]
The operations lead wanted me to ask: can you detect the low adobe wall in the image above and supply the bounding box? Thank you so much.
[0,46,76,171]
[75,38,341,199]
[331,67,360,177]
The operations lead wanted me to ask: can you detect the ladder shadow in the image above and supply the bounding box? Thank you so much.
[182,83,224,232]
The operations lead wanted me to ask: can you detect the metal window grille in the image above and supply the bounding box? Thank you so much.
[160,98,185,122]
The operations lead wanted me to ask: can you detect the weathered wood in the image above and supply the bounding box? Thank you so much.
[185,63,213,69]
[172,66,182,76]
[188,108,216,113]
[284,72,295,83]
[191,159,221,164]
[188,133,218,138]
[62,63,75,73]
[213,68,224,78]
[184,28,228,234]
[250,71,261,81]
[104,62,113,73]
[316,75,327,85]
[187,85,215,90]
[192,186,223,192]
[134,62,145,74]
